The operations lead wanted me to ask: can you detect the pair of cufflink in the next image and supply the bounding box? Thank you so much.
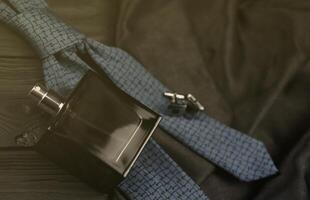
[163,92,204,115]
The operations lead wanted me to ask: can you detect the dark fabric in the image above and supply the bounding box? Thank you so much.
[114,0,310,199]
[254,129,310,200]
[1,0,309,199]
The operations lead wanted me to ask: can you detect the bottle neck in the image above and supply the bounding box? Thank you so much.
[29,84,64,116]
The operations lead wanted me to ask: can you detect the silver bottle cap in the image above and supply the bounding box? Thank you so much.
[29,84,64,116]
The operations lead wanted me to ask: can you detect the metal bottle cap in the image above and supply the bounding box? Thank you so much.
[28,84,64,116]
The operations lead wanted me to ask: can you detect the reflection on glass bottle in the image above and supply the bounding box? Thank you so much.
[29,71,161,192]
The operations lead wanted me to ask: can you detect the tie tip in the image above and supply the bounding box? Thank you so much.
[240,161,279,182]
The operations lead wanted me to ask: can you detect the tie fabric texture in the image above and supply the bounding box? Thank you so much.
[0,0,277,198]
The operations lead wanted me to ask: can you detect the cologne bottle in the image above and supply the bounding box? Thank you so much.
[29,70,161,192]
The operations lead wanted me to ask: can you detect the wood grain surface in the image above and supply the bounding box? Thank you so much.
[0,0,120,199]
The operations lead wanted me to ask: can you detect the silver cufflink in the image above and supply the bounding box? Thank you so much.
[163,92,205,115]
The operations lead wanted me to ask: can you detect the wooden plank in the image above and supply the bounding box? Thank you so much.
[0,57,42,94]
[0,57,43,147]
[0,149,109,200]
[0,0,118,57]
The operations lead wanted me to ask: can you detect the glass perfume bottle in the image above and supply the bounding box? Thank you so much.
[29,70,161,192]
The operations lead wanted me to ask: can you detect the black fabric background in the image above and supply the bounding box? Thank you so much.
[0,0,308,199]
[114,0,310,199]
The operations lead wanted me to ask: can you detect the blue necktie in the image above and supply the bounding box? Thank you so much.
[0,0,277,199]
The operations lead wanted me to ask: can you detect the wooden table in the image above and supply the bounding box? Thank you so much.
[0,1,121,199]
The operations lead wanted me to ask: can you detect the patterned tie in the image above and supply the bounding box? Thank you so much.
[0,0,277,198]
